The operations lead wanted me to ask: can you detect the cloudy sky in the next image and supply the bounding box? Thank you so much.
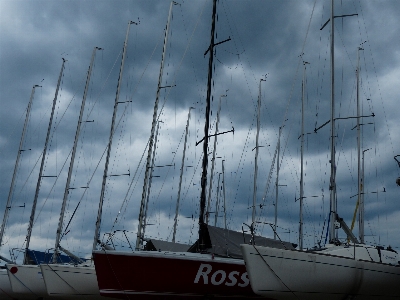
[0,0,399,262]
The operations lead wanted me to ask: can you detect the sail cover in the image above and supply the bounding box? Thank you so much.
[187,225,297,259]
[204,225,296,258]
[144,239,190,252]
[143,225,295,257]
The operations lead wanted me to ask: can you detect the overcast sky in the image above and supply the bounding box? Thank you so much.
[0,0,399,262]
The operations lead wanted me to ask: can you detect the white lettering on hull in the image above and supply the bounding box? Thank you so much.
[194,263,249,287]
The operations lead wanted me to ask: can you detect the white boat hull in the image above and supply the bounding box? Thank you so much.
[241,244,400,299]
[6,264,49,299]
[40,264,104,299]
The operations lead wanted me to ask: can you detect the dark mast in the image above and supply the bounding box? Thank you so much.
[199,0,217,250]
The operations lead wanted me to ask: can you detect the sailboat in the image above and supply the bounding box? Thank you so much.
[241,242,400,299]
[0,85,40,300]
[6,58,67,300]
[93,1,297,299]
[39,21,136,299]
[39,46,102,299]
[241,1,400,299]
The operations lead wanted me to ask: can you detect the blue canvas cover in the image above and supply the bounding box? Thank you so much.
[26,249,85,265]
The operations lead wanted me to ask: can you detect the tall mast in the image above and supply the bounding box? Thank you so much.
[328,0,337,243]
[54,47,102,263]
[206,94,225,224]
[24,58,66,264]
[94,21,135,251]
[0,85,39,254]
[357,46,364,243]
[252,78,265,240]
[318,0,357,243]
[173,107,193,243]
[299,62,309,250]
[136,1,177,250]
[199,0,217,250]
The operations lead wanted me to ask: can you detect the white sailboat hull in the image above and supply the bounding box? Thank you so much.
[241,244,400,299]
[40,264,104,299]
[6,264,49,299]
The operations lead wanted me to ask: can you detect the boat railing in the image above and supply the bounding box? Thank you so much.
[242,221,297,250]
